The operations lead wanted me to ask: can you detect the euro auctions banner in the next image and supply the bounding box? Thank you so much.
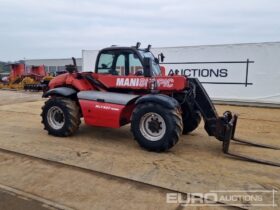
[82,42,280,105]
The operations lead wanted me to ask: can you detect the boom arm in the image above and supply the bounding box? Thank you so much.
[189,78,235,141]
[190,78,280,167]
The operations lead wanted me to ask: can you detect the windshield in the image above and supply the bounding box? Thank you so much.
[139,51,161,76]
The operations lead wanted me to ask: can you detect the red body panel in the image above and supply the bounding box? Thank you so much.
[160,66,165,76]
[49,72,187,92]
[48,73,94,91]
[48,74,67,88]
[97,75,187,91]
[79,100,135,128]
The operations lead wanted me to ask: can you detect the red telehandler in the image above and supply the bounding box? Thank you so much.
[41,43,279,167]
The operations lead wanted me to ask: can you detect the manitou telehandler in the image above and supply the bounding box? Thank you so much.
[41,43,280,167]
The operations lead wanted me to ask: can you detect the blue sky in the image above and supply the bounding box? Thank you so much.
[0,0,279,61]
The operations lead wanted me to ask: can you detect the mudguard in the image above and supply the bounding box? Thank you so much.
[136,94,180,109]
[42,87,77,98]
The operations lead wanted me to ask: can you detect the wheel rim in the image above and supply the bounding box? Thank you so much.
[47,106,65,130]
[139,112,166,141]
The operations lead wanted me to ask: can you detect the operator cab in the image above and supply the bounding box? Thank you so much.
[95,43,163,77]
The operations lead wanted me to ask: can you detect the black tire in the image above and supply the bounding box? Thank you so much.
[131,103,183,152]
[41,97,81,137]
[182,110,201,134]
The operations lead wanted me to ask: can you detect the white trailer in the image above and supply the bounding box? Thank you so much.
[82,42,280,106]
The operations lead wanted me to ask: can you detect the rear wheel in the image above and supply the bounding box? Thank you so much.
[41,97,81,137]
[131,103,182,152]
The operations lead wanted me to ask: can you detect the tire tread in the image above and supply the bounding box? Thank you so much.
[41,97,80,137]
[131,103,182,152]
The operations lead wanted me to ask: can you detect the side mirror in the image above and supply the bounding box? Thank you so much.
[143,57,152,77]
[158,53,165,62]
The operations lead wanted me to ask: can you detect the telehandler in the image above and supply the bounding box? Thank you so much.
[41,43,280,167]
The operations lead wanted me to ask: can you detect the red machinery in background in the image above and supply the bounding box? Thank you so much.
[8,63,25,82]
[0,63,53,91]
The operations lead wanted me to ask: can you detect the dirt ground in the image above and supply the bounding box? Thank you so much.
[0,189,55,210]
[0,90,279,210]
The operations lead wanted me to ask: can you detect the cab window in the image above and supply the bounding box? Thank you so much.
[96,50,144,76]
[129,53,143,75]
[97,53,114,74]
[116,54,125,75]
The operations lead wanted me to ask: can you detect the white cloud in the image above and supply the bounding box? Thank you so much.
[0,0,279,60]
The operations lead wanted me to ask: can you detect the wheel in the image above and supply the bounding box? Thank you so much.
[182,110,201,134]
[131,103,183,152]
[41,97,81,137]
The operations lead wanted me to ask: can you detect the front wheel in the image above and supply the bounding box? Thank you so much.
[131,103,183,152]
[182,110,201,134]
[41,97,81,137]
